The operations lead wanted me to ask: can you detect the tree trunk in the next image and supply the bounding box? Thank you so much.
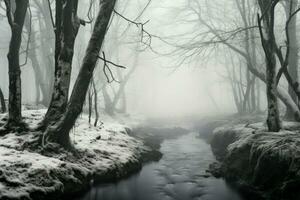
[250,77,256,112]
[43,0,116,149]
[35,0,56,104]
[6,0,29,125]
[256,81,261,112]
[92,78,99,126]
[265,48,281,131]
[284,0,299,120]
[0,88,6,113]
[42,0,81,128]
[226,64,243,114]
[112,66,137,111]
[25,15,51,106]
[103,85,114,115]
[88,88,92,124]
[258,0,281,131]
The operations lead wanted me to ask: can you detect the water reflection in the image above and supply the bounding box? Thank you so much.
[78,133,243,200]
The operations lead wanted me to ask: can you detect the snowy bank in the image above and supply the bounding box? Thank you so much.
[198,114,266,142]
[0,110,158,200]
[210,121,300,200]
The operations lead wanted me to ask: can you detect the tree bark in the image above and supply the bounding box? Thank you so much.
[284,0,299,120]
[0,88,6,113]
[92,78,99,127]
[258,0,281,131]
[43,0,116,149]
[42,0,81,128]
[5,0,29,125]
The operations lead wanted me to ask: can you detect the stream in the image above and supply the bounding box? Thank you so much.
[77,132,243,200]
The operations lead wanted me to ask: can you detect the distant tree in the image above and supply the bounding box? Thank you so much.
[112,45,140,113]
[4,0,29,127]
[32,0,56,105]
[173,0,300,121]
[24,13,51,106]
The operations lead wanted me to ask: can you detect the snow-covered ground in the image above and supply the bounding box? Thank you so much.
[0,110,151,200]
[210,120,300,200]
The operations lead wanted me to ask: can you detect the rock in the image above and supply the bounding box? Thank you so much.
[207,162,222,178]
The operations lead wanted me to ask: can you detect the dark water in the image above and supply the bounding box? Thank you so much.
[78,132,243,200]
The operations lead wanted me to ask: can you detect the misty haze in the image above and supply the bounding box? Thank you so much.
[0,0,299,200]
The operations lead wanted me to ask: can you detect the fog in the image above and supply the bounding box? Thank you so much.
[1,1,300,200]
[0,0,243,119]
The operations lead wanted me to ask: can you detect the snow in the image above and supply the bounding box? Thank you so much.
[0,109,150,200]
[211,119,300,198]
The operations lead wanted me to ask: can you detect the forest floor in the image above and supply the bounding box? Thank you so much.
[203,114,300,200]
[0,109,160,200]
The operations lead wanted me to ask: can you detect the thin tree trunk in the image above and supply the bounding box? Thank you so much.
[88,88,92,124]
[226,64,242,114]
[112,50,140,110]
[103,85,114,115]
[250,28,257,112]
[25,15,51,106]
[43,0,116,149]
[32,0,55,105]
[242,69,252,112]
[256,81,261,112]
[5,0,29,125]
[0,88,6,113]
[251,77,256,112]
[92,78,99,126]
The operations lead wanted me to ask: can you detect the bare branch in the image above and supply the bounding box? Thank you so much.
[3,0,13,26]
[98,52,126,83]
[114,9,152,48]
[47,0,55,29]
[20,4,32,67]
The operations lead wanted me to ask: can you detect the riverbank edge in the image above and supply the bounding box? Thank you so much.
[63,144,163,200]
[202,117,300,200]
[0,110,163,200]
[1,134,163,200]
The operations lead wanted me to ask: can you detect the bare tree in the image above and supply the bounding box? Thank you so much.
[112,45,140,113]
[42,0,117,150]
[4,0,29,127]
[33,0,56,105]
[24,12,52,106]
[257,0,281,131]
[42,0,83,129]
[169,0,300,121]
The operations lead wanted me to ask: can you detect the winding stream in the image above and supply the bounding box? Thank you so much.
[78,132,243,200]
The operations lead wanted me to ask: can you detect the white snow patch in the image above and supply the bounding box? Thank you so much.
[0,109,150,200]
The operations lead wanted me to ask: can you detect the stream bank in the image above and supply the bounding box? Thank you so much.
[0,110,161,200]
[207,117,300,200]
